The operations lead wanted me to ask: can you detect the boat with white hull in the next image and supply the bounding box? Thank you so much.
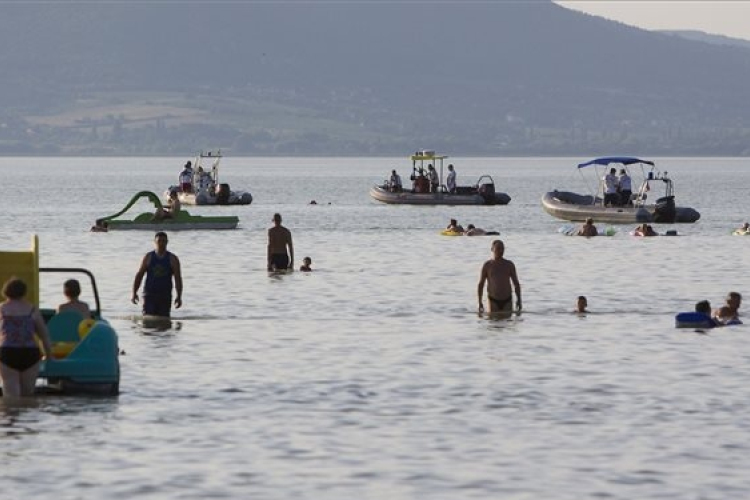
[542,157,700,224]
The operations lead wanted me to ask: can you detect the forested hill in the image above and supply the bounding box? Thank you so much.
[1,1,750,156]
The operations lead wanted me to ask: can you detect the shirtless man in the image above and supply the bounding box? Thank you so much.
[267,213,294,271]
[477,240,522,316]
[577,218,598,237]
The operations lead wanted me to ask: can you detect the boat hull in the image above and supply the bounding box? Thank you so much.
[542,191,700,224]
[370,186,511,206]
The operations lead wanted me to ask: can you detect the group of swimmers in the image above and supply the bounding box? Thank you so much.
[692,292,743,327]
[446,219,498,236]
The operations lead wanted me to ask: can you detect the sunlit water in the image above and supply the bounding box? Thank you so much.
[1,157,750,499]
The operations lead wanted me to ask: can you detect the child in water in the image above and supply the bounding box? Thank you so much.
[300,257,313,272]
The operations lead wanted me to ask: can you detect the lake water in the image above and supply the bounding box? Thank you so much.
[1,156,750,499]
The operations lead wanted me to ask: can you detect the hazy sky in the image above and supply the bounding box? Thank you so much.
[556,1,750,41]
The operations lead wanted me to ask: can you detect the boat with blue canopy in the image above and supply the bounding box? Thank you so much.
[541,157,700,224]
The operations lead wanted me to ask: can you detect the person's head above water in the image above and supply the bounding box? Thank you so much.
[695,300,712,315]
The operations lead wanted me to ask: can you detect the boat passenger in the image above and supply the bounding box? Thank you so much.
[603,167,619,207]
[389,170,402,192]
[154,190,181,220]
[413,168,428,193]
[618,168,632,206]
[446,164,457,194]
[57,279,92,318]
[574,295,588,314]
[179,161,194,193]
[300,257,313,272]
[90,219,109,232]
[577,218,598,237]
[446,219,464,233]
[0,277,54,398]
[427,164,439,193]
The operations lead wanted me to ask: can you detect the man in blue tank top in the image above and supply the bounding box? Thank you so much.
[132,232,183,317]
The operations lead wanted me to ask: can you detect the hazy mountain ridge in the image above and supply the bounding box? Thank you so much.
[1,2,750,155]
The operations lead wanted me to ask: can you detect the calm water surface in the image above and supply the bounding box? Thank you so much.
[1,157,750,499]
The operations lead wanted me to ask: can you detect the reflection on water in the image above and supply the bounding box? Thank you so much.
[2,158,750,498]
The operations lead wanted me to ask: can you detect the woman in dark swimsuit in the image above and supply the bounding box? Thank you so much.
[0,278,53,398]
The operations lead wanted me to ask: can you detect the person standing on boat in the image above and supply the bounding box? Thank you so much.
[427,164,439,193]
[618,168,632,206]
[132,232,183,317]
[389,170,402,192]
[179,161,194,193]
[267,213,294,271]
[446,164,457,193]
[603,167,619,207]
[477,240,522,316]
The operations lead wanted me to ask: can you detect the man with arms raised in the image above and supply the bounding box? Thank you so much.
[268,213,294,271]
[478,240,522,316]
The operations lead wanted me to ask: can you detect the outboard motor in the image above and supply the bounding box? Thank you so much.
[478,183,496,205]
[653,195,676,223]
[216,183,231,205]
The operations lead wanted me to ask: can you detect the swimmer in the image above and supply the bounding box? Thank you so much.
[574,295,588,313]
[300,256,312,272]
[577,218,598,237]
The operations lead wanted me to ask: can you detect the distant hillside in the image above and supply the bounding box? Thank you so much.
[1,1,750,155]
[662,30,750,50]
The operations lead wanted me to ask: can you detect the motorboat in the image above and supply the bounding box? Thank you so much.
[370,150,511,206]
[0,235,120,394]
[93,191,239,231]
[542,157,700,224]
[165,150,252,205]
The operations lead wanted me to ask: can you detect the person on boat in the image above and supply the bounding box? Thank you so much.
[90,219,109,232]
[132,232,183,318]
[427,164,439,193]
[446,164,457,194]
[0,277,54,398]
[577,218,598,237]
[574,295,588,314]
[56,279,92,319]
[603,167,619,207]
[300,257,313,272]
[196,166,212,192]
[179,161,194,193]
[618,168,632,206]
[477,240,522,316]
[389,170,402,192]
[268,213,294,272]
[446,219,464,233]
[154,190,181,220]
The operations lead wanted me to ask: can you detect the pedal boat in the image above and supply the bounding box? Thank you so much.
[0,235,120,394]
[94,191,239,231]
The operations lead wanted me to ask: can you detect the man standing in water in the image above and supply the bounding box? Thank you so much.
[477,240,522,316]
[268,213,294,271]
[132,232,183,317]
